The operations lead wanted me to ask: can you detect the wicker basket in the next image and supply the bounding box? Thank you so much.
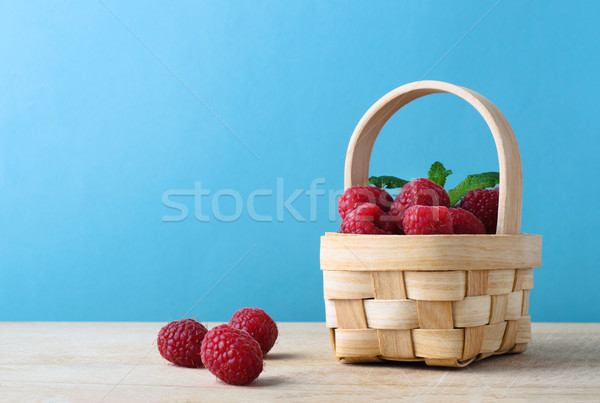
[321,80,542,367]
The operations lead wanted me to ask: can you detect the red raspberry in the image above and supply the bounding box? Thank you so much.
[456,187,499,234]
[402,205,453,235]
[389,178,450,232]
[229,308,278,355]
[201,324,263,386]
[157,319,208,368]
[338,186,393,220]
[340,203,395,234]
[449,208,486,234]
[378,213,403,234]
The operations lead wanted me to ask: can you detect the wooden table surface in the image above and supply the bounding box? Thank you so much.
[0,322,598,402]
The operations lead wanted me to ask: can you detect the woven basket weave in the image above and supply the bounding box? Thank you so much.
[321,81,542,367]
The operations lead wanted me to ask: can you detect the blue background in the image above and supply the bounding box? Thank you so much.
[1,1,598,322]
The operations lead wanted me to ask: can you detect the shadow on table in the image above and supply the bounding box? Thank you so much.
[339,337,600,373]
[248,375,289,387]
[265,352,303,361]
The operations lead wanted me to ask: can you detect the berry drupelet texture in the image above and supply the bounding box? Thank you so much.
[449,208,486,234]
[157,319,208,368]
[200,324,263,386]
[402,205,453,235]
[229,308,278,355]
[338,186,393,220]
[456,187,499,234]
[390,178,450,232]
[340,203,395,235]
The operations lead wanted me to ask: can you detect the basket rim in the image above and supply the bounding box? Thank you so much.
[320,232,542,271]
[322,232,541,239]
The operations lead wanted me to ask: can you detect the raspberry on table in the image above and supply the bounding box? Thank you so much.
[338,186,393,220]
[229,308,278,355]
[402,205,453,235]
[449,208,486,234]
[455,187,499,234]
[389,178,450,232]
[157,319,208,368]
[201,324,263,386]
[340,203,396,235]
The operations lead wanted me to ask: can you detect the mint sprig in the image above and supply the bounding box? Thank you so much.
[371,162,499,205]
[368,175,409,189]
[448,172,499,205]
[427,161,453,187]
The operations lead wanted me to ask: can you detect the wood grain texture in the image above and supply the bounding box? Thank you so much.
[462,325,485,360]
[0,322,599,402]
[377,329,415,359]
[343,80,522,234]
[329,327,336,352]
[489,294,509,324]
[481,322,508,353]
[516,316,532,344]
[515,268,534,290]
[417,301,454,329]
[467,270,488,296]
[363,299,418,329]
[323,271,373,299]
[324,299,337,328]
[506,291,524,321]
[499,319,519,352]
[522,289,530,316]
[404,271,466,301]
[371,271,406,299]
[510,342,529,354]
[412,329,464,359]
[487,269,517,294]
[452,295,491,327]
[334,300,367,329]
[321,233,542,271]
[334,329,379,358]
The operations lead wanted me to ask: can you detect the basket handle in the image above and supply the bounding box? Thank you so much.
[344,80,522,234]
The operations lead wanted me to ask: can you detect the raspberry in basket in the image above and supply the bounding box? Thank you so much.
[229,307,278,355]
[402,205,453,235]
[340,203,396,234]
[456,187,499,234]
[390,178,450,231]
[201,324,263,386]
[338,186,393,220]
[449,208,486,234]
[157,318,208,368]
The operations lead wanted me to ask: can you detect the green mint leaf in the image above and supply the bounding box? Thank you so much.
[427,161,453,187]
[368,175,409,189]
[448,172,500,205]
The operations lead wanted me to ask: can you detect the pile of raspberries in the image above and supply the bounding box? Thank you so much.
[157,307,278,386]
[339,178,499,235]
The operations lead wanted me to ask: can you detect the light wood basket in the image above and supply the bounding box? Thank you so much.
[321,81,542,367]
